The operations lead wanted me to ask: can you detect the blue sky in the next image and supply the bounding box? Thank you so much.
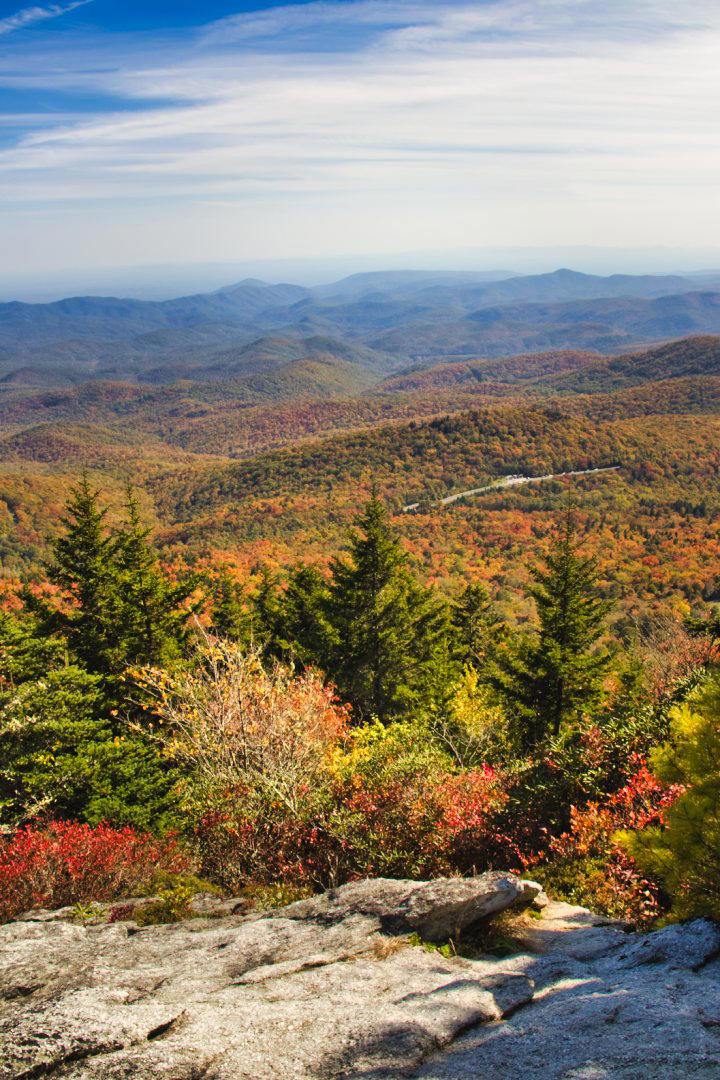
[0,1,320,33]
[1,0,719,280]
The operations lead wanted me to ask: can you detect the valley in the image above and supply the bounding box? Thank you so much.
[1,269,719,637]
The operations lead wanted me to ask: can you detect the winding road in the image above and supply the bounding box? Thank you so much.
[402,465,620,512]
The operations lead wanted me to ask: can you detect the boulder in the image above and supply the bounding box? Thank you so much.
[514,879,549,911]
[611,916,720,972]
[0,872,531,1079]
[275,872,522,940]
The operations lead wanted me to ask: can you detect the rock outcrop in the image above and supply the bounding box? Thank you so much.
[1,874,720,1079]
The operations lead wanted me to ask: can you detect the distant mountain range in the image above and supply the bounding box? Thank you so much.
[2,268,720,389]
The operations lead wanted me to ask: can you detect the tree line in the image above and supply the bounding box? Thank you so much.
[0,476,619,832]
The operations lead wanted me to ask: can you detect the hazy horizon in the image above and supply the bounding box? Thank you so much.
[4,246,720,304]
[2,0,720,283]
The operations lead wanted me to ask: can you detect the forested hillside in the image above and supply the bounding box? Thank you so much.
[1,334,719,637]
[544,336,720,394]
[3,280,720,946]
[3,476,720,935]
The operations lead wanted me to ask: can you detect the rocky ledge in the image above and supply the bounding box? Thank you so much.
[2,872,720,1079]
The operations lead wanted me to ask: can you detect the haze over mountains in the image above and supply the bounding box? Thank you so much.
[3,268,720,391]
[2,257,720,636]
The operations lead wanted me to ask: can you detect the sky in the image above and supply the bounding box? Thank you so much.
[1,0,719,288]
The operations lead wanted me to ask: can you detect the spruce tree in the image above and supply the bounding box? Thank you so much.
[12,483,201,828]
[453,582,504,670]
[211,569,254,646]
[251,567,284,659]
[112,488,203,667]
[327,496,457,721]
[0,610,66,686]
[26,475,121,673]
[491,514,611,748]
[30,482,202,674]
[278,565,336,668]
[0,612,178,830]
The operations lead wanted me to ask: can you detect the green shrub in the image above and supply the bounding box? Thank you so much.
[132,871,222,926]
[242,883,314,911]
[619,680,720,921]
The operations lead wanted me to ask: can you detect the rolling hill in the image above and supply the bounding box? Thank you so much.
[542,335,720,394]
[379,349,601,392]
[2,270,720,387]
[2,289,720,628]
[1,336,718,460]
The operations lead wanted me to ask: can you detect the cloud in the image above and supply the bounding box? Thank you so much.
[1,0,720,272]
[0,0,93,36]
[204,0,423,38]
[202,0,709,51]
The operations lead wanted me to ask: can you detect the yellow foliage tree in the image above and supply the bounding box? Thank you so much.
[619,679,720,920]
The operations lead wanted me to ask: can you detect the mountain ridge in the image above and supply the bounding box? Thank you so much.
[2,270,720,388]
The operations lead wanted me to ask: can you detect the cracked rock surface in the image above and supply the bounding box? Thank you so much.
[1,875,720,1079]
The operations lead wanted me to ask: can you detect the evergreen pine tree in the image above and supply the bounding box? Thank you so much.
[11,485,208,829]
[278,565,336,667]
[0,612,178,830]
[112,487,203,667]
[453,582,504,670]
[0,610,66,686]
[210,569,254,646]
[25,474,121,673]
[491,514,611,748]
[327,496,457,721]
[251,566,284,659]
[29,482,203,674]
[619,677,720,921]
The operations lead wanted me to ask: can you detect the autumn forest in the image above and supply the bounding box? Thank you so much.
[2,272,720,932]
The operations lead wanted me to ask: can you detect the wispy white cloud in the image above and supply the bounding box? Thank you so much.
[0,0,92,37]
[202,0,433,42]
[203,0,710,51]
[1,0,720,273]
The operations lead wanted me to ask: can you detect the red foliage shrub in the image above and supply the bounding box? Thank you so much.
[550,754,682,858]
[540,755,683,925]
[194,800,327,892]
[0,821,191,923]
[195,764,513,891]
[426,767,521,874]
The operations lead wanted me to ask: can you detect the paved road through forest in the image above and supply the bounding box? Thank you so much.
[402,466,620,512]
